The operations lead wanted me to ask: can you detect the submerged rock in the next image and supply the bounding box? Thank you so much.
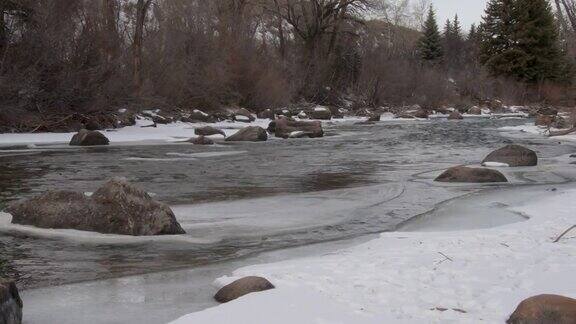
[225,126,268,142]
[69,129,110,146]
[482,145,538,167]
[507,294,576,324]
[214,276,275,303]
[195,126,225,137]
[7,178,185,236]
[273,117,323,139]
[435,166,508,183]
[0,279,22,324]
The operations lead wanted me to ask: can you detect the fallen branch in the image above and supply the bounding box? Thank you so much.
[438,252,453,262]
[549,127,576,137]
[553,225,576,243]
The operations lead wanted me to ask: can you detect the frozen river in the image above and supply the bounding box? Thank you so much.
[1,117,575,323]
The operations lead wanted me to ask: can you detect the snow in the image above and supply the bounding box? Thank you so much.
[0,117,272,147]
[171,186,576,324]
[482,162,509,167]
[314,106,329,112]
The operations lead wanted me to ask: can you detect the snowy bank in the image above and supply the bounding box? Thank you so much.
[171,186,576,324]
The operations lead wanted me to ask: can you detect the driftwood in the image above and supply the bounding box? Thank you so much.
[549,127,576,137]
[553,225,576,243]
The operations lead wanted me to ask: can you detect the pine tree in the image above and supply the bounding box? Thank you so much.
[452,15,462,41]
[479,0,517,76]
[514,0,566,82]
[418,6,443,62]
[479,0,569,83]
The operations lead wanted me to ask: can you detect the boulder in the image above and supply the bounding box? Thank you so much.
[368,114,381,122]
[536,114,556,127]
[257,109,275,120]
[189,136,214,145]
[448,111,464,120]
[7,178,185,236]
[435,166,508,183]
[232,108,256,123]
[538,107,559,116]
[214,277,275,303]
[195,126,225,137]
[69,129,110,146]
[468,106,482,115]
[184,110,214,123]
[482,145,538,167]
[273,117,324,139]
[507,294,576,324]
[310,107,332,120]
[0,280,22,324]
[413,109,429,119]
[225,126,268,142]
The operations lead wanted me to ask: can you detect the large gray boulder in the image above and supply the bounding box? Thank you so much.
[7,178,185,236]
[195,126,225,137]
[69,129,110,146]
[482,145,538,167]
[225,126,268,142]
[435,166,508,183]
[214,277,275,303]
[0,280,22,324]
[507,294,576,324]
[273,117,324,139]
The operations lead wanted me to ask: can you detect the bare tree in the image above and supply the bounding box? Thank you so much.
[133,0,153,94]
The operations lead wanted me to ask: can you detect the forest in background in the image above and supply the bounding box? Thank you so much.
[0,0,575,132]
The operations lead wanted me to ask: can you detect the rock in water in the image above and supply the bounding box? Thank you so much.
[468,106,482,115]
[435,166,508,183]
[310,107,332,120]
[214,277,275,303]
[367,114,381,122]
[507,295,576,324]
[194,126,225,137]
[7,178,185,236]
[448,111,464,120]
[482,145,538,167]
[189,136,214,145]
[257,109,275,119]
[273,117,324,139]
[0,279,22,324]
[225,126,268,142]
[69,129,110,146]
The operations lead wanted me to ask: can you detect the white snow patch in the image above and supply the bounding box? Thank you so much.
[171,188,576,324]
[482,162,510,167]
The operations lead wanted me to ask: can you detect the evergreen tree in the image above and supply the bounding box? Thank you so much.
[479,0,517,76]
[514,0,566,82]
[452,15,462,41]
[418,6,443,62]
[479,0,568,83]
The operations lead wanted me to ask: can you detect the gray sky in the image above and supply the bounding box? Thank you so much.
[430,0,488,30]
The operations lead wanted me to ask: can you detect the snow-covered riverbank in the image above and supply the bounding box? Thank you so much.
[171,185,576,324]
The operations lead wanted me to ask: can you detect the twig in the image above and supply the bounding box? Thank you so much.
[553,225,576,243]
[438,252,453,262]
[549,127,576,137]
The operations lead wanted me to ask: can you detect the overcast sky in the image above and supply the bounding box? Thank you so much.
[430,0,488,30]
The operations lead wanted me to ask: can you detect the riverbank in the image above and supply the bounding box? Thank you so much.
[171,183,576,324]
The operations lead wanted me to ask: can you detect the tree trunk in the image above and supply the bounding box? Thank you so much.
[133,0,152,95]
[102,0,119,62]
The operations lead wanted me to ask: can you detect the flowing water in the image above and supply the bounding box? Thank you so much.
[1,117,575,323]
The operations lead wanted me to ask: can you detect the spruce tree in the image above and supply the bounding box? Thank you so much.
[479,0,568,83]
[514,0,565,82]
[418,6,443,62]
[452,15,462,41]
[479,0,517,76]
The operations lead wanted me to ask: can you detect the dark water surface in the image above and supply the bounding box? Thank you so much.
[0,118,574,289]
